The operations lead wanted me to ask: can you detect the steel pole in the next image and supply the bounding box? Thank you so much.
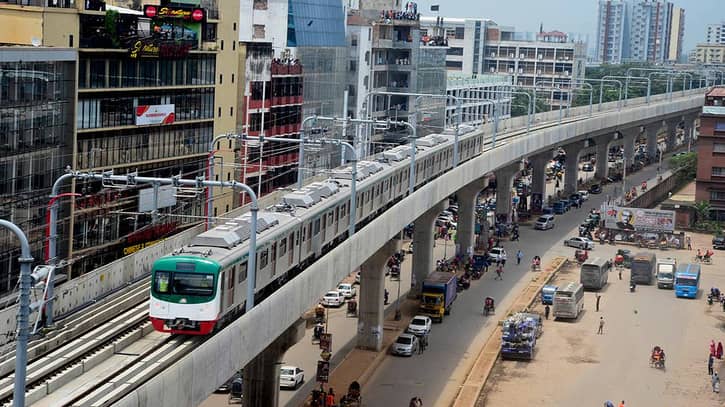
[297,116,318,189]
[1,220,33,407]
[454,98,461,167]
[599,80,604,111]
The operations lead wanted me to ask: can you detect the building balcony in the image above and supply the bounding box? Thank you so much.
[392,39,414,49]
[373,38,393,48]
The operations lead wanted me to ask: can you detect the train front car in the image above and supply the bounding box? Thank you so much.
[149,256,222,335]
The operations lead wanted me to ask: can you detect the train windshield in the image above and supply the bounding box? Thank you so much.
[154,271,215,296]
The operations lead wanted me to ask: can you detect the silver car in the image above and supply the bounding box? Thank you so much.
[390,333,419,356]
[406,315,432,336]
[564,237,594,250]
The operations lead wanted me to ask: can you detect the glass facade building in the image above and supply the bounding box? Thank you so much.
[0,48,76,292]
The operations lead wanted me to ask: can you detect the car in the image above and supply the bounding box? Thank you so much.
[589,184,602,194]
[337,283,357,298]
[560,199,571,211]
[577,190,590,201]
[582,163,594,172]
[534,214,555,230]
[215,372,242,393]
[321,290,345,307]
[390,333,419,356]
[488,247,507,262]
[564,237,594,250]
[569,193,581,206]
[713,236,725,250]
[552,202,566,214]
[279,366,304,389]
[406,315,432,336]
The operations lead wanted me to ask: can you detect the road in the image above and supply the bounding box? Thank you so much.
[361,158,671,406]
[483,230,724,406]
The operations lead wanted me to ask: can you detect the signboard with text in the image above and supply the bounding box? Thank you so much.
[135,104,176,126]
[602,206,676,233]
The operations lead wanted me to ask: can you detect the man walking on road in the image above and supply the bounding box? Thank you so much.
[687,236,692,250]
[495,264,503,280]
[709,355,715,375]
[516,250,523,265]
[596,294,601,312]
[713,372,720,393]
[544,305,550,320]
[597,317,605,334]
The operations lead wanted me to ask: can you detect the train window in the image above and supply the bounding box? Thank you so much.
[314,219,321,235]
[335,207,339,221]
[328,212,333,225]
[238,262,248,283]
[154,271,171,293]
[228,269,234,289]
[307,223,312,240]
[280,238,287,257]
[340,204,346,217]
[271,243,276,263]
[260,249,269,268]
[291,232,296,246]
[346,202,350,215]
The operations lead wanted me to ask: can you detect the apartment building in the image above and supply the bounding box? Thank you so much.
[696,87,725,219]
[419,16,489,76]
[0,0,240,281]
[595,0,685,64]
[692,43,725,65]
[706,22,725,44]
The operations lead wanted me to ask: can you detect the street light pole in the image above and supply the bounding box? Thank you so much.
[1,220,34,407]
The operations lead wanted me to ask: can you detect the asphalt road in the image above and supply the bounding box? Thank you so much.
[361,158,671,406]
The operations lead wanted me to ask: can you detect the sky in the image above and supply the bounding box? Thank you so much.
[413,0,723,53]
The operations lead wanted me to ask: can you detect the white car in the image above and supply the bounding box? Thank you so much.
[279,366,304,389]
[577,190,590,201]
[406,315,432,336]
[390,333,419,356]
[321,290,345,307]
[337,283,357,298]
[564,237,594,250]
[355,271,361,284]
[488,247,507,262]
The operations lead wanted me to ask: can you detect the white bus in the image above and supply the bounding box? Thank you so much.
[553,282,584,319]
[580,257,610,290]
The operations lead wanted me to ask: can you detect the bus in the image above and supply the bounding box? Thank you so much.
[580,257,610,290]
[631,252,657,285]
[552,282,584,319]
[674,263,701,299]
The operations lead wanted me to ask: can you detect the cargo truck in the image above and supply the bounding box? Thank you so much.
[419,271,457,322]
[501,312,543,360]
[656,257,677,289]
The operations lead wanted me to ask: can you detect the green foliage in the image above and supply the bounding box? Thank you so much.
[669,152,697,183]
[105,9,120,48]
[511,91,549,117]
[694,200,712,222]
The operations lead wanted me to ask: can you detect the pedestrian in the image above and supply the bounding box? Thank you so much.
[713,372,720,393]
[544,304,550,320]
[597,316,605,334]
[618,401,625,407]
[711,340,717,357]
[718,342,723,359]
[618,267,622,280]
[604,401,614,407]
[709,354,715,375]
[596,294,601,312]
[421,333,428,352]
[409,397,422,407]
[417,338,424,354]
[516,250,523,265]
[326,389,335,407]
[384,289,389,305]
[495,264,503,280]
[483,256,490,273]
[687,236,692,250]
[501,256,507,267]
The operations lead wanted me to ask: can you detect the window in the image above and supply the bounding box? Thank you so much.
[260,249,269,268]
[446,61,463,69]
[314,219,321,235]
[280,238,287,256]
[713,167,725,177]
[714,143,725,153]
[154,271,171,293]
[253,24,266,39]
[238,262,248,283]
[455,27,465,39]
[712,191,725,200]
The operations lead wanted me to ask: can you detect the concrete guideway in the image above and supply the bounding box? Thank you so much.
[112,92,702,407]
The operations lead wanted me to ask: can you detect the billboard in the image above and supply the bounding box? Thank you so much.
[135,104,175,125]
[602,206,675,233]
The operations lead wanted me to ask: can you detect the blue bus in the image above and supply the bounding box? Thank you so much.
[674,263,701,298]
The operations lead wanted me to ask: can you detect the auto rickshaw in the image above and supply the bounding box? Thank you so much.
[574,249,588,263]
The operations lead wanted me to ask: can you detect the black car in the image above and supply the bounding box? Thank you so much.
[589,184,602,194]
[714,236,725,250]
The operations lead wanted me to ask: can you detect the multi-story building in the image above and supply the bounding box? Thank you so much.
[691,43,725,65]
[445,74,512,128]
[706,22,725,44]
[0,47,77,291]
[596,0,626,64]
[0,0,241,280]
[696,87,725,219]
[595,0,685,64]
[483,25,586,107]
[419,16,489,76]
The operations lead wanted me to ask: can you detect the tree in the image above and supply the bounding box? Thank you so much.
[669,152,697,184]
[693,200,712,223]
[511,91,549,117]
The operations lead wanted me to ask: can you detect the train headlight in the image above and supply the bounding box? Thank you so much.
[180,298,187,304]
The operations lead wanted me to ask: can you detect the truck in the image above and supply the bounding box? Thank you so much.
[631,252,657,285]
[419,271,457,323]
[501,312,543,360]
[655,257,678,289]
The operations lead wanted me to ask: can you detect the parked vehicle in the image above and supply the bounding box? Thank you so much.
[655,257,678,289]
[631,252,657,285]
[713,236,725,250]
[674,263,701,298]
[419,272,458,322]
[321,290,345,307]
[582,163,594,172]
[534,214,556,230]
[580,257,610,290]
[337,283,357,298]
[542,206,555,215]
[501,312,543,360]
[589,184,603,194]
[279,366,304,389]
[552,202,566,214]
[390,333,419,356]
[552,282,584,319]
[488,247,507,262]
[541,285,557,305]
[564,237,594,250]
[406,315,432,336]
[578,190,590,201]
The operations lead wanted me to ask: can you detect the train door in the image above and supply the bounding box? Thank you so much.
[306,222,312,253]
[321,212,327,243]
[334,207,340,236]
[289,232,295,265]
[219,271,226,312]
[270,242,277,277]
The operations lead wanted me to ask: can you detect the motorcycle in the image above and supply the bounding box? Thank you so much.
[708,294,715,306]
[630,281,636,292]
[483,298,495,316]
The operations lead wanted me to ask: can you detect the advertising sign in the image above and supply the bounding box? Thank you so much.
[602,206,675,232]
[144,5,206,22]
[135,104,175,125]
[319,333,332,352]
[316,360,330,383]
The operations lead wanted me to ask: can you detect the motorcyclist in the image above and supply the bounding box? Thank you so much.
[696,249,703,262]
[532,256,541,270]
[484,296,495,311]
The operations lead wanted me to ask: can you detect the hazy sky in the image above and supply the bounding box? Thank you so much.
[413,0,722,52]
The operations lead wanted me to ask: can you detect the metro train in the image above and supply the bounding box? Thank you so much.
[149,127,483,335]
